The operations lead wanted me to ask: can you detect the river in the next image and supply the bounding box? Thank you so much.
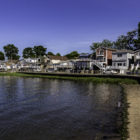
[0,77,121,140]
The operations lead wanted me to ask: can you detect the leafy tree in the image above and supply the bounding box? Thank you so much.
[138,22,140,40]
[114,35,128,49]
[65,51,79,59]
[56,53,61,56]
[134,22,140,49]
[90,42,102,52]
[0,51,5,60]
[33,45,47,57]
[47,52,55,56]
[23,47,35,58]
[101,39,113,48]
[90,39,113,52]
[115,30,137,50]
[3,44,20,60]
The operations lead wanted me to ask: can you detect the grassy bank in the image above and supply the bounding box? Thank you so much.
[0,72,138,84]
[119,86,129,140]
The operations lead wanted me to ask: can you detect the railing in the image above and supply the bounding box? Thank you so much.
[111,66,128,69]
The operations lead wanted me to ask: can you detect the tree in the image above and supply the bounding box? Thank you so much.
[56,53,61,56]
[101,39,113,48]
[65,51,79,59]
[90,39,113,52]
[47,52,55,56]
[134,22,140,49]
[3,44,20,60]
[23,47,35,58]
[0,51,5,60]
[90,42,102,52]
[33,45,47,57]
[138,22,140,40]
[114,35,128,50]
[115,30,137,50]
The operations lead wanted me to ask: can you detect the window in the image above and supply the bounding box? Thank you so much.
[123,63,126,66]
[118,63,122,66]
[117,54,122,57]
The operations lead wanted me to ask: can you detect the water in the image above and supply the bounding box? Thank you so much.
[0,77,121,140]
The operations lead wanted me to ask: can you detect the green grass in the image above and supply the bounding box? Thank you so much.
[0,72,138,84]
[119,87,129,140]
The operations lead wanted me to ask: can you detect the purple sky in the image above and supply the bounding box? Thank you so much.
[0,0,140,56]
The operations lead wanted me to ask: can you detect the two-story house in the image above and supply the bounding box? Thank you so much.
[74,53,92,72]
[96,47,116,67]
[112,50,134,74]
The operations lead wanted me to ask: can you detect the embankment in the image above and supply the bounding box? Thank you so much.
[0,72,138,84]
[123,85,140,140]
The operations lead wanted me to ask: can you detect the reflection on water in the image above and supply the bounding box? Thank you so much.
[0,77,121,140]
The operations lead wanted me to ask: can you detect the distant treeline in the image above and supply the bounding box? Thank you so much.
[0,22,140,61]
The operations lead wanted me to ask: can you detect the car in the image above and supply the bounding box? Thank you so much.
[103,69,118,74]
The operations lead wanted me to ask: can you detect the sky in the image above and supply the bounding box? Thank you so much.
[0,0,140,56]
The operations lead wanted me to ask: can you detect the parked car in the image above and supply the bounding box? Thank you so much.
[103,69,118,74]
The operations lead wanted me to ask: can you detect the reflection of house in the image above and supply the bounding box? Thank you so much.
[112,50,134,74]
[134,49,140,70]
[96,47,116,66]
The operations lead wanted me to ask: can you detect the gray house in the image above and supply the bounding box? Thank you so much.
[112,50,134,74]
[75,53,92,72]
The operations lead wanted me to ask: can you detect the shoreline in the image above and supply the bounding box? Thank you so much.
[123,85,140,140]
[0,72,138,84]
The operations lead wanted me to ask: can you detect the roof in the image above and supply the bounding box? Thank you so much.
[96,46,117,51]
[112,49,134,54]
[47,55,68,61]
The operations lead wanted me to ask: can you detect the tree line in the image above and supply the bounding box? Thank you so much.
[0,44,80,60]
[1,22,140,61]
[90,22,140,52]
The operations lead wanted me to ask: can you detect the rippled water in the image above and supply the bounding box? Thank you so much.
[0,77,121,140]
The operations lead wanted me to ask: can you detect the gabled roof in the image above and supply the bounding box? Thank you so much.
[96,46,117,51]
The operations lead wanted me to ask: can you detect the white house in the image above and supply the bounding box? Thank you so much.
[134,49,140,70]
[112,50,134,74]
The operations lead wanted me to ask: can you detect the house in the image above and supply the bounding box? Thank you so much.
[112,50,134,74]
[0,61,7,71]
[96,47,116,66]
[18,58,41,72]
[53,60,75,72]
[46,55,68,72]
[74,53,92,72]
[134,49,140,70]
